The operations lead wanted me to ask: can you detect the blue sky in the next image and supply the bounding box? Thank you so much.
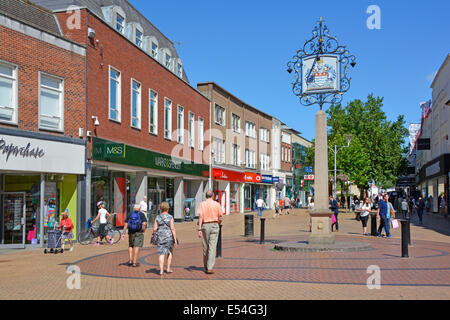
[130,0,449,142]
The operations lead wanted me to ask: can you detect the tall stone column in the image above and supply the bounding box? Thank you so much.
[174,178,184,221]
[309,109,335,245]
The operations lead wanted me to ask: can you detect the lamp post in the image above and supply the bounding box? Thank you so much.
[287,17,356,245]
[329,134,352,199]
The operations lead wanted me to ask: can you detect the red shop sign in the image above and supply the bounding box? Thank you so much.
[212,168,245,182]
[244,172,262,183]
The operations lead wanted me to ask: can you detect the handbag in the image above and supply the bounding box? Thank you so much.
[150,232,158,245]
[331,214,336,225]
[391,219,399,229]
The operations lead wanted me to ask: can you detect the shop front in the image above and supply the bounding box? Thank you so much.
[0,129,85,248]
[212,168,244,215]
[91,138,209,223]
[416,154,449,216]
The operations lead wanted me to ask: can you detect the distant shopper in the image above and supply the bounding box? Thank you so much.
[139,196,148,221]
[256,196,265,219]
[273,200,281,218]
[416,197,425,225]
[401,197,409,218]
[329,196,339,232]
[308,198,314,231]
[359,198,371,235]
[59,209,74,252]
[284,197,290,214]
[122,204,147,267]
[197,190,223,274]
[153,202,177,275]
[92,201,113,246]
[377,194,394,238]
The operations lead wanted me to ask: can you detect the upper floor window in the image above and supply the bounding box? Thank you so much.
[177,105,184,144]
[198,117,204,151]
[135,29,143,48]
[213,138,225,164]
[232,113,241,133]
[177,62,183,78]
[149,89,158,135]
[151,42,158,58]
[109,66,121,122]
[115,13,125,34]
[232,143,240,166]
[131,79,141,129]
[260,154,270,170]
[245,121,256,138]
[0,61,18,124]
[215,104,226,126]
[39,73,64,131]
[164,98,172,140]
[245,149,256,169]
[188,112,195,148]
[260,128,269,142]
[165,53,171,69]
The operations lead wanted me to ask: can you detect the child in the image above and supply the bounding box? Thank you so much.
[59,209,74,252]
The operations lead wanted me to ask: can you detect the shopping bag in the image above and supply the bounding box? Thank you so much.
[391,219,399,229]
[331,214,336,225]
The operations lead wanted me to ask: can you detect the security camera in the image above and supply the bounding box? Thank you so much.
[92,116,100,126]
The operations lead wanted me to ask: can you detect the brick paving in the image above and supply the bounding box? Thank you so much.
[0,209,449,300]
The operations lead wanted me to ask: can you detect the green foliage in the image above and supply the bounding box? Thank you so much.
[306,94,409,193]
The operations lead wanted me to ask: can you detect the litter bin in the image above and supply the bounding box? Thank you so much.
[244,214,254,236]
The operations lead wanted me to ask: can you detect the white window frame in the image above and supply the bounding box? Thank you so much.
[149,89,158,135]
[115,12,125,34]
[213,137,225,164]
[151,41,158,59]
[135,28,143,48]
[0,60,18,125]
[164,98,172,140]
[260,154,270,170]
[245,121,256,138]
[232,143,240,166]
[188,112,195,148]
[130,79,141,129]
[215,104,226,126]
[232,113,241,133]
[38,72,64,132]
[177,105,184,144]
[198,117,204,151]
[108,66,121,123]
[165,52,171,69]
[260,127,269,142]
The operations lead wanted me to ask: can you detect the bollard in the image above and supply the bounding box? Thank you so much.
[370,213,378,236]
[400,219,409,258]
[244,214,254,236]
[216,224,222,258]
[405,212,411,245]
[260,218,265,244]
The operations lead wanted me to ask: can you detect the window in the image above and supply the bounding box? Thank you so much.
[213,138,225,164]
[135,29,143,48]
[149,90,158,135]
[245,149,256,169]
[39,73,64,131]
[177,63,183,78]
[151,42,158,59]
[260,128,269,142]
[115,13,125,33]
[198,117,204,151]
[281,146,284,161]
[188,112,195,148]
[260,154,270,170]
[232,113,240,133]
[177,105,184,144]
[109,66,121,122]
[232,144,240,166]
[245,121,256,138]
[131,79,141,129]
[0,62,18,124]
[215,104,226,126]
[164,98,172,140]
[165,53,171,69]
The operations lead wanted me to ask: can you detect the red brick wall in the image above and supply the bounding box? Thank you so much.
[281,142,292,172]
[0,24,86,138]
[56,11,210,165]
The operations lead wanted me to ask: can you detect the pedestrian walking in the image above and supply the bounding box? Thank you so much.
[197,190,223,274]
[256,196,265,218]
[153,202,178,275]
[139,196,148,221]
[416,197,425,225]
[359,198,371,235]
[59,209,74,252]
[308,198,314,231]
[401,197,409,218]
[122,204,147,267]
[377,194,395,238]
[273,200,281,219]
[92,201,114,246]
[284,196,290,214]
[347,195,351,212]
[329,196,339,232]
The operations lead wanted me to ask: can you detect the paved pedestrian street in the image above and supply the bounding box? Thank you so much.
[0,209,449,300]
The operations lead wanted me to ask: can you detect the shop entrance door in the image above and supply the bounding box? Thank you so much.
[0,192,26,248]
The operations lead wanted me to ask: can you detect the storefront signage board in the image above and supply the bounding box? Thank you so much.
[244,172,262,183]
[212,168,244,182]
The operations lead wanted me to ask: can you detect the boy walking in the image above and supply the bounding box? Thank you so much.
[122,204,147,267]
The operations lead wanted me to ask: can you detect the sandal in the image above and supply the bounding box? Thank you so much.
[159,270,164,275]
[166,269,173,273]
[132,263,140,268]
[127,261,133,266]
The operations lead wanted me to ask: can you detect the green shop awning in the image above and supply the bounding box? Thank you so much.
[92,137,209,178]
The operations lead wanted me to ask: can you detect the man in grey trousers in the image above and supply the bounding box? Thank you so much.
[197,190,223,274]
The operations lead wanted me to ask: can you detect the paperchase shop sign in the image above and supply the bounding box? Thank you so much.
[0,137,45,161]
[0,134,85,174]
